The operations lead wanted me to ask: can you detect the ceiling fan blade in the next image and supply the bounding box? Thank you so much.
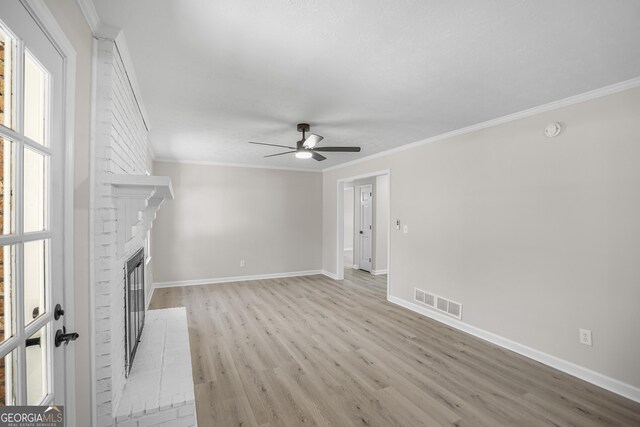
[314,146,361,152]
[303,134,324,148]
[249,141,296,149]
[264,151,296,158]
[311,151,327,161]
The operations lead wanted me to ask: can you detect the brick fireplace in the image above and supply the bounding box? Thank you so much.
[91,30,180,426]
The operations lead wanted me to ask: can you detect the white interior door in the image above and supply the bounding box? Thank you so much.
[0,2,66,407]
[359,185,372,272]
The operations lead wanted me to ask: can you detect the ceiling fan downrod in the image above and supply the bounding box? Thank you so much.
[297,123,310,142]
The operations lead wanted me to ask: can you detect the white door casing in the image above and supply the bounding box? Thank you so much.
[0,1,68,408]
[358,185,372,272]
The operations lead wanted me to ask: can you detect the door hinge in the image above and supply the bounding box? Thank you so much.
[369,258,372,262]
[369,225,372,229]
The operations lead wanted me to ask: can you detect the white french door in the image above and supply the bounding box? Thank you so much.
[359,185,372,272]
[0,2,66,407]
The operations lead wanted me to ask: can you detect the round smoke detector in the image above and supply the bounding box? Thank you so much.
[544,122,563,138]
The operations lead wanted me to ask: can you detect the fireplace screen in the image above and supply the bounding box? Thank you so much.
[125,248,145,377]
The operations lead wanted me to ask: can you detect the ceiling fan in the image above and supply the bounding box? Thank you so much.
[249,123,361,161]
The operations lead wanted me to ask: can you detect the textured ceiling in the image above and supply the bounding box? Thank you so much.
[92,0,640,171]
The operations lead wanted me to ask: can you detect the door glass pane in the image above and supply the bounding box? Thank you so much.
[0,137,15,235]
[0,348,18,406]
[0,245,15,343]
[0,25,15,130]
[24,51,47,145]
[26,325,47,405]
[24,239,46,325]
[23,147,46,233]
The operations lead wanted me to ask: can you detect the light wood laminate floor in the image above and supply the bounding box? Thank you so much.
[149,269,640,426]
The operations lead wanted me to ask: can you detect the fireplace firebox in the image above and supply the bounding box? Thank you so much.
[125,248,145,377]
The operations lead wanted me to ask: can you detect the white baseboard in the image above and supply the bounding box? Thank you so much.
[154,270,323,288]
[387,295,640,404]
[322,270,340,280]
[353,264,359,270]
[343,247,353,251]
[371,269,388,275]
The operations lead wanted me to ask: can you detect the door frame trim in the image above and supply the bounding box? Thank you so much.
[19,1,76,425]
[336,169,390,299]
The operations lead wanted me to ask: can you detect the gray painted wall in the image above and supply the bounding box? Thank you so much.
[152,162,323,283]
[323,87,640,389]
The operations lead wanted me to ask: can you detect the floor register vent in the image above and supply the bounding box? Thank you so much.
[414,288,462,320]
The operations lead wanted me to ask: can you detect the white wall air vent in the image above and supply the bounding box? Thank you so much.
[424,292,435,308]
[447,300,462,319]
[413,288,462,320]
[436,296,448,312]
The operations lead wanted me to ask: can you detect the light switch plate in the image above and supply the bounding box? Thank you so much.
[403,225,408,234]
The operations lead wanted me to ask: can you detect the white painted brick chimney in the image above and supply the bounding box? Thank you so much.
[92,35,153,426]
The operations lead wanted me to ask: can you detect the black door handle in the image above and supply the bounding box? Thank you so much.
[55,327,79,347]
[54,304,65,320]
[359,230,363,234]
[26,337,41,348]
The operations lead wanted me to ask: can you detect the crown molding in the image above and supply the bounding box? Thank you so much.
[323,76,640,173]
[76,0,100,34]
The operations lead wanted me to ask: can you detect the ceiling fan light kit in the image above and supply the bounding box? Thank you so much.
[249,123,361,161]
[295,151,313,159]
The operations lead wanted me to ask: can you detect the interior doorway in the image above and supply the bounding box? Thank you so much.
[337,170,390,297]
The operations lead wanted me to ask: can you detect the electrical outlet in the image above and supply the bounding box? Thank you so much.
[579,328,592,346]
[403,225,408,234]
[240,260,246,268]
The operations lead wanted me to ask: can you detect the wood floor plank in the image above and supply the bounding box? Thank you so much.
[150,269,640,426]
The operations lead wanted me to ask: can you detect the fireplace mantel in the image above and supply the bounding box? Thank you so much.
[106,174,174,201]
[106,174,174,256]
